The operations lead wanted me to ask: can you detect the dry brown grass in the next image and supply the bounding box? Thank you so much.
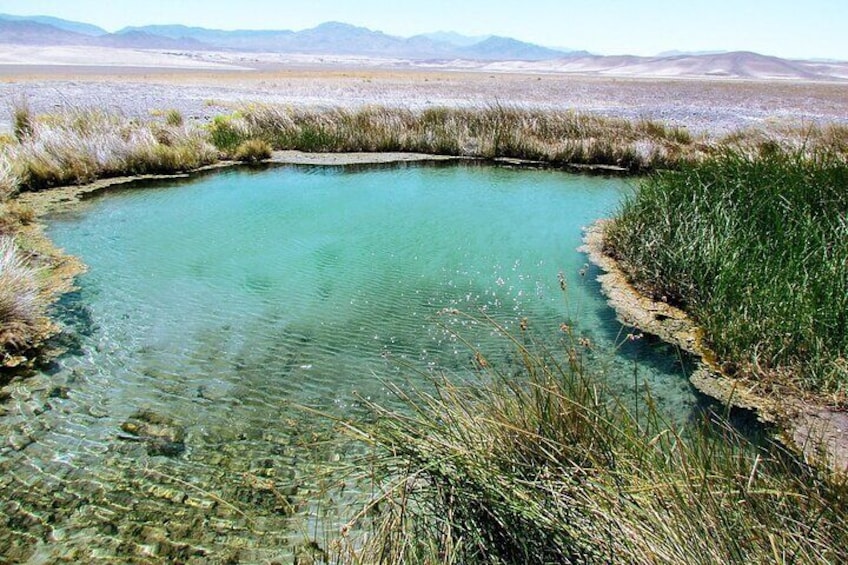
[9,107,218,191]
[0,152,19,200]
[720,122,848,158]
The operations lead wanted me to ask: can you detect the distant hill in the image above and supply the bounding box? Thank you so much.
[93,30,212,50]
[117,21,555,59]
[0,13,106,36]
[656,49,727,57]
[287,21,408,55]
[457,36,583,61]
[416,31,491,47]
[659,51,822,80]
[0,19,91,45]
[117,24,296,51]
[488,51,848,81]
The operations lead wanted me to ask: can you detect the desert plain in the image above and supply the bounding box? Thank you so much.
[1,47,847,138]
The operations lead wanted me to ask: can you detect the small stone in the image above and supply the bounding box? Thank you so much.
[147,439,186,457]
[8,432,33,451]
[48,386,71,399]
[120,409,186,458]
[88,405,109,418]
[184,497,217,511]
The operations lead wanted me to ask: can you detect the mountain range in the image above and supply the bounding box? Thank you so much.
[1,13,845,81]
[0,14,584,61]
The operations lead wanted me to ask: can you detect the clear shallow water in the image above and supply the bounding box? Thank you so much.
[0,164,700,562]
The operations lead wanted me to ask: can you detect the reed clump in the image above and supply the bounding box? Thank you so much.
[332,325,848,564]
[0,236,43,356]
[8,106,218,192]
[0,152,20,200]
[605,148,848,394]
[210,104,706,171]
[233,138,272,163]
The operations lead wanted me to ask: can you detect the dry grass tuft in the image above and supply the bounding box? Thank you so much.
[0,152,20,199]
[0,236,42,354]
[233,138,272,163]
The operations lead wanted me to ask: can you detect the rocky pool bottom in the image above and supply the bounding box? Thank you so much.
[1,163,709,562]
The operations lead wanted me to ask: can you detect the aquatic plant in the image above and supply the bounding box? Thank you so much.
[605,148,848,393]
[332,318,848,563]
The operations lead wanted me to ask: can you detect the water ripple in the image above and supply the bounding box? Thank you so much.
[0,164,700,562]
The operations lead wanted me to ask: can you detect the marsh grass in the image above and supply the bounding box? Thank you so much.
[9,106,218,191]
[164,108,185,127]
[12,101,33,142]
[605,148,848,393]
[233,138,273,163]
[210,104,706,170]
[0,152,19,200]
[329,318,848,564]
[721,122,848,158]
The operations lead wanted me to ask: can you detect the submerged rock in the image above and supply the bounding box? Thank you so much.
[119,409,186,457]
[7,431,34,451]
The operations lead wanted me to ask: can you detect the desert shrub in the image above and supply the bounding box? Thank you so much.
[233,138,272,163]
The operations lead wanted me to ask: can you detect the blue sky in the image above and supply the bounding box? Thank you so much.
[0,0,845,60]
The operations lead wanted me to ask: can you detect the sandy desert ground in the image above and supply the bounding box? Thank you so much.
[1,46,847,137]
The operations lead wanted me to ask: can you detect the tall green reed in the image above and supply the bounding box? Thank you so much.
[605,148,848,393]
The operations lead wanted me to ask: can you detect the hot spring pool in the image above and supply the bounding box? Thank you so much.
[0,163,701,562]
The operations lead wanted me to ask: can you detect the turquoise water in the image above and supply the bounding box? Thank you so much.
[0,164,699,562]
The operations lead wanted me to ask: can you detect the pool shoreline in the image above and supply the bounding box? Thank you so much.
[581,220,848,472]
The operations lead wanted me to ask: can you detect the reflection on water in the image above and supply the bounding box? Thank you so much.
[0,163,700,562]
